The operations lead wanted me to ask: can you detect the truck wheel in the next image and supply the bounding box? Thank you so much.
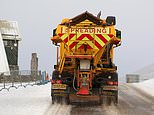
[113,92,118,105]
[99,95,103,105]
[65,95,70,105]
[103,96,111,106]
[107,97,112,105]
[52,96,55,104]
[57,96,62,104]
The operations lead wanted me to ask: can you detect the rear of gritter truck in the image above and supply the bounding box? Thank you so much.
[50,11,121,105]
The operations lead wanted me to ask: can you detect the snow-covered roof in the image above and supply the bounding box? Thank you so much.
[0,20,21,41]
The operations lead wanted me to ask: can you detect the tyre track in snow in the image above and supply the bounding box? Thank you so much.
[70,105,103,115]
[44,103,71,115]
[44,84,154,115]
[117,84,154,115]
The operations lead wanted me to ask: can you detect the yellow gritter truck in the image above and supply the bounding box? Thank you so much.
[50,11,121,105]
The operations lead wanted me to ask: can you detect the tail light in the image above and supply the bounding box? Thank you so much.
[51,80,56,84]
[107,81,118,85]
[113,81,118,85]
[107,81,114,85]
[56,80,62,84]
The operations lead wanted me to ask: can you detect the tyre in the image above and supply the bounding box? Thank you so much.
[52,96,55,104]
[65,95,70,105]
[113,91,118,105]
[107,97,112,105]
[99,95,103,105]
[103,96,111,106]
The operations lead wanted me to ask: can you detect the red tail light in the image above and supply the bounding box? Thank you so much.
[113,82,118,85]
[107,81,114,85]
[51,80,56,84]
[56,80,62,84]
[107,81,118,85]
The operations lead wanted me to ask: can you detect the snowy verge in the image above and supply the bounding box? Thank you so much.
[0,83,51,115]
[133,78,154,97]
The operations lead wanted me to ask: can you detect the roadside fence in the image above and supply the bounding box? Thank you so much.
[0,70,49,91]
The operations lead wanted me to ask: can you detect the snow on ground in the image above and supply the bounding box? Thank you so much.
[133,78,154,97]
[0,80,153,115]
[0,83,51,115]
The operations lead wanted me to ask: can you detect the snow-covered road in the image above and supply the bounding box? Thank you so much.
[0,81,154,115]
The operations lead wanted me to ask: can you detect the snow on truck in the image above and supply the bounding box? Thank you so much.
[50,11,121,105]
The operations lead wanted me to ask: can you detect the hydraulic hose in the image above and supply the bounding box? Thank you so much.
[73,71,78,91]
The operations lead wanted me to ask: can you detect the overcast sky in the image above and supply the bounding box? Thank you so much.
[1,0,154,80]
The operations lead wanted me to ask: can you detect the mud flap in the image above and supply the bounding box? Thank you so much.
[51,85,69,104]
[101,86,118,105]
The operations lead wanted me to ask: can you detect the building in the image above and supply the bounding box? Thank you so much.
[0,20,21,71]
[31,53,38,72]
[126,74,140,83]
[31,53,38,79]
[0,32,9,74]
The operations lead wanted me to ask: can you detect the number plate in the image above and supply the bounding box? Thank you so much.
[52,84,67,89]
[102,86,118,91]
